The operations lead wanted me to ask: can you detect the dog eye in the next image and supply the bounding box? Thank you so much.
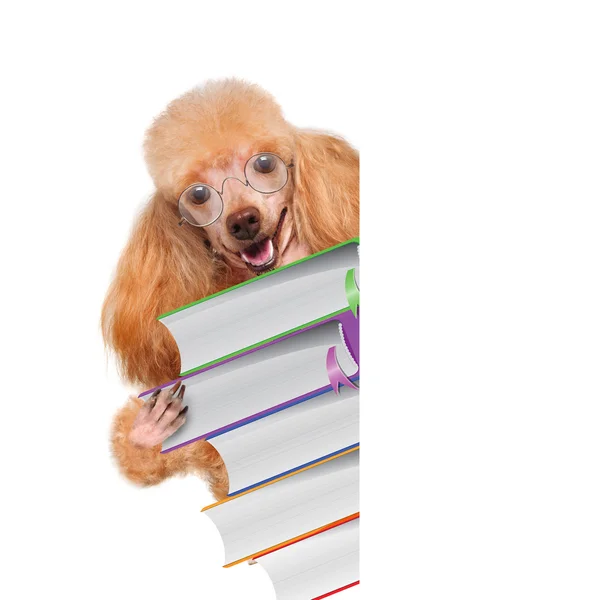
[253,154,277,174]
[190,186,211,205]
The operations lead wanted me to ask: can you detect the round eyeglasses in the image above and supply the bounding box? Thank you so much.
[177,152,294,227]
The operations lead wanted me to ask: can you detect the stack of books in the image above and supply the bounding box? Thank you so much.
[141,238,360,599]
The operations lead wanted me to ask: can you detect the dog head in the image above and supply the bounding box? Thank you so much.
[143,79,359,275]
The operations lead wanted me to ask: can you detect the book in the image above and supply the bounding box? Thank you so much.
[141,312,358,453]
[256,518,359,600]
[208,386,359,496]
[146,239,361,599]
[201,449,359,568]
[158,238,359,375]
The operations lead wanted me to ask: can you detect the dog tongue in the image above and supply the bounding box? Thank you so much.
[240,238,274,266]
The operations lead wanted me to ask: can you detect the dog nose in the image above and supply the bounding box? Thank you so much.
[226,207,261,240]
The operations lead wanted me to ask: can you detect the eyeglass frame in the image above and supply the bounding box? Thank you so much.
[177,152,294,227]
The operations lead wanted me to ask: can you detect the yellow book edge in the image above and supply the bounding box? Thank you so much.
[202,444,360,512]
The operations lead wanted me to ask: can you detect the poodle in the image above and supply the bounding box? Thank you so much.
[102,79,359,500]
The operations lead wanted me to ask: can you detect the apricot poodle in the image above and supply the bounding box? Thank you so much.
[102,79,359,500]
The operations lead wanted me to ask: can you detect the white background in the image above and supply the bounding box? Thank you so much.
[1,2,594,599]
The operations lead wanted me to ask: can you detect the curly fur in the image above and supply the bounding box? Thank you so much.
[102,79,359,499]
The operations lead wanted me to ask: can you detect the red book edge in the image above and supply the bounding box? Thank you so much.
[313,581,360,599]
[252,513,360,561]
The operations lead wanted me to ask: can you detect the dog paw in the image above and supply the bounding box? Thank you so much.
[129,382,188,448]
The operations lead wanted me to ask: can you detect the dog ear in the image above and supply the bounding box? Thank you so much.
[292,130,359,252]
[101,192,221,387]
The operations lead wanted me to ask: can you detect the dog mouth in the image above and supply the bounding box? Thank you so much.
[238,208,287,274]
